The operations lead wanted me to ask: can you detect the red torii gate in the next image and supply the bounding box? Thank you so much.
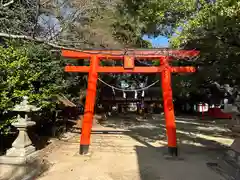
[62,48,199,156]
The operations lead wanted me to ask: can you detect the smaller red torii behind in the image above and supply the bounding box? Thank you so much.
[62,48,199,156]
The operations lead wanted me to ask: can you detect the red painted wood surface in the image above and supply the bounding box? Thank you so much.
[161,57,177,148]
[65,66,164,73]
[62,49,199,59]
[65,66,196,73]
[80,56,99,146]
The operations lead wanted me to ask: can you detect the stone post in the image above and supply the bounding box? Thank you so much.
[4,114,36,161]
[0,96,44,180]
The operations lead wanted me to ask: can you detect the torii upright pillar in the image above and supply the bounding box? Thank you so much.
[80,56,99,154]
[161,57,177,156]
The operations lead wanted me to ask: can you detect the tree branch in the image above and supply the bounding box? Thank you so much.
[2,0,14,7]
[0,32,89,50]
[213,81,234,95]
[32,0,40,38]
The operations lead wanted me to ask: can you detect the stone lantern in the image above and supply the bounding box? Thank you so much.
[0,96,41,164]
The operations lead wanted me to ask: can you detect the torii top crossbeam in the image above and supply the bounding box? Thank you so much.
[63,49,199,74]
[62,48,199,59]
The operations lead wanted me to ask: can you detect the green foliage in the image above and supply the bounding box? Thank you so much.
[0,40,76,133]
[0,41,66,111]
[123,0,240,98]
[0,43,35,110]
[0,1,37,35]
[122,0,197,37]
[0,117,16,135]
[170,0,240,86]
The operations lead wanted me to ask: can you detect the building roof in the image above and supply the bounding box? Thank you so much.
[56,94,76,107]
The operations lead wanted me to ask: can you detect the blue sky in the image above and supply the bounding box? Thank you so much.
[142,35,169,47]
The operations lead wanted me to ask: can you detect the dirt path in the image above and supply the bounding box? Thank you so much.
[35,115,235,180]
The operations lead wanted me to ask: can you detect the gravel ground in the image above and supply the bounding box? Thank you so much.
[35,114,235,180]
[0,114,235,180]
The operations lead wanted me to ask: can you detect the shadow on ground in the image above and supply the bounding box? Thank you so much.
[134,145,234,180]
[96,114,236,180]
[100,114,233,149]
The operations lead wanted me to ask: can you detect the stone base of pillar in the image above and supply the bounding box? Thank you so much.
[0,153,49,180]
[5,145,36,158]
[0,151,48,180]
[0,150,38,165]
